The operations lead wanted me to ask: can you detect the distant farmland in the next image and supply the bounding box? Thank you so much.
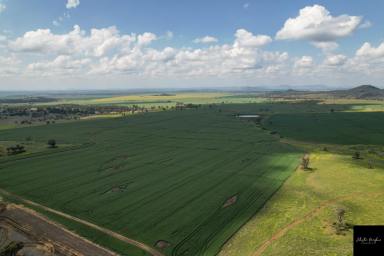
[0,107,301,255]
[264,112,384,145]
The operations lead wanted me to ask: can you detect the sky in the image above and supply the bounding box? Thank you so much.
[1,0,384,90]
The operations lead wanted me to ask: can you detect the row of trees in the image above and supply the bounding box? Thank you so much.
[4,139,56,156]
[6,145,25,155]
[0,104,152,118]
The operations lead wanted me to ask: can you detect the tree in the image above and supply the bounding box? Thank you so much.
[6,145,26,155]
[352,151,361,159]
[301,155,310,170]
[334,207,346,235]
[47,139,57,148]
[336,208,345,225]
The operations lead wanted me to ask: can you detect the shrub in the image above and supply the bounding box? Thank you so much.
[48,139,57,148]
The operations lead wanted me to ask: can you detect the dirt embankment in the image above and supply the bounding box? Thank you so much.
[0,203,117,256]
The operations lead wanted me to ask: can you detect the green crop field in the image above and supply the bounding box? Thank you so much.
[0,106,301,255]
[264,112,384,145]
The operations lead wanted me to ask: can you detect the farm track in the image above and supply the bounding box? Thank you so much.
[0,187,165,256]
[252,191,384,256]
[0,213,116,256]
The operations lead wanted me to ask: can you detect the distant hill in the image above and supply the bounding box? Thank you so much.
[0,96,57,104]
[266,85,384,100]
[330,85,384,99]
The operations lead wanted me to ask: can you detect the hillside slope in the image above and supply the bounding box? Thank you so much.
[331,85,384,99]
[266,85,384,99]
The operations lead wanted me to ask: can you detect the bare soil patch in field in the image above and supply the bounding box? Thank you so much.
[154,240,171,249]
[99,155,130,173]
[222,195,238,208]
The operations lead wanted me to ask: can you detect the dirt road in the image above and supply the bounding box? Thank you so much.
[0,188,164,256]
[1,204,117,256]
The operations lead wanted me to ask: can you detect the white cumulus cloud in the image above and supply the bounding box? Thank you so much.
[66,0,80,9]
[28,55,91,75]
[324,54,347,66]
[8,24,384,87]
[0,56,21,76]
[234,29,272,48]
[8,26,283,78]
[8,25,154,57]
[137,32,157,46]
[193,36,218,44]
[294,56,313,68]
[276,5,362,42]
[90,35,286,78]
[311,42,339,52]
[356,42,384,59]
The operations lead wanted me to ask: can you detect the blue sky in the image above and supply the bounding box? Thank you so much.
[1,0,384,90]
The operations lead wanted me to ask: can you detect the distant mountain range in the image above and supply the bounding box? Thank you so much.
[266,85,384,100]
[0,96,58,104]
[0,85,383,101]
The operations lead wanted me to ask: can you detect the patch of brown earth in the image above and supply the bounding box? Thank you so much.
[0,203,117,256]
[222,195,238,208]
[154,240,171,249]
[100,155,130,173]
[18,242,55,256]
[103,183,131,194]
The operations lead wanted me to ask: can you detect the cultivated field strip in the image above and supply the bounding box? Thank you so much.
[265,112,384,145]
[0,108,301,255]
